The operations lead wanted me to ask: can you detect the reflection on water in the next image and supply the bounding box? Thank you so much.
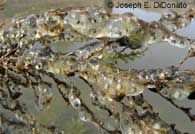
[113,8,161,22]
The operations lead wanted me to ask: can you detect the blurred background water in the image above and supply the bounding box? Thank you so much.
[1,0,195,133]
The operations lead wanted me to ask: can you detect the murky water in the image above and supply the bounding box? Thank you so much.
[1,0,195,133]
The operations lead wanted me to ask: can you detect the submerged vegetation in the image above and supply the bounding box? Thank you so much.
[0,4,195,134]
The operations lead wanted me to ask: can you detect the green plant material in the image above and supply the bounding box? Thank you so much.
[104,51,145,63]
